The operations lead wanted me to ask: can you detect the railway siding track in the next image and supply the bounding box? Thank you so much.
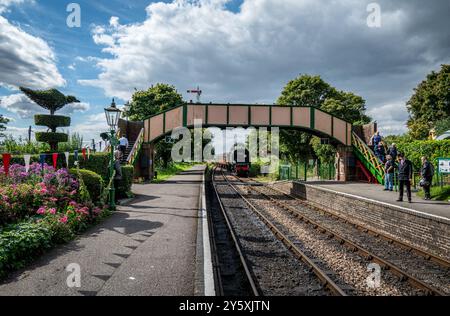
[267,181,450,269]
[237,177,448,296]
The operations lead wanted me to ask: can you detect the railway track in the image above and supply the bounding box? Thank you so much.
[209,168,260,296]
[212,167,347,296]
[234,176,449,296]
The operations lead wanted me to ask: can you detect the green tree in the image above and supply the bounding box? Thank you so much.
[407,64,450,139]
[277,74,371,163]
[125,84,184,121]
[277,75,334,162]
[0,114,9,138]
[278,75,336,107]
[321,92,371,126]
[434,117,450,136]
[20,87,79,150]
[125,84,184,168]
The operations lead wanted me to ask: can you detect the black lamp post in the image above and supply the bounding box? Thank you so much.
[104,98,121,210]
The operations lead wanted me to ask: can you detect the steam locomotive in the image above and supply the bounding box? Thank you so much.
[228,148,251,177]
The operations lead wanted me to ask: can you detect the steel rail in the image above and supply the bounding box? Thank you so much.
[237,178,446,296]
[222,171,347,296]
[211,167,261,296]
[262,181,450,270]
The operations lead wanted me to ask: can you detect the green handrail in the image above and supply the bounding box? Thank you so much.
[352,132,385,184]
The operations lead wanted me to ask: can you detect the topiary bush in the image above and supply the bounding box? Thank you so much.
[116,165,134,199]
[35,132,69,144]
[20,87,79,150]
[34,115,71,131]
[69,168,104,203]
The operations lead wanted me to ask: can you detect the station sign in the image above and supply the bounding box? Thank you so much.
[438,158,450,174]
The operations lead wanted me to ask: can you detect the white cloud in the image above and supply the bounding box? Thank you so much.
[0,93,90,119]
[79,0,449,134]
[0,0,33,13]
[0,15,65,89]
[70,112,109,141]
[367,102,409,136]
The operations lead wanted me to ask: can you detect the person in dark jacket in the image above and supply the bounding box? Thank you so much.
[396,152,413,203]
[420,156,434,200]
[377,142,386,163]
[387,143,398,162]
[384,155,396,191]
[114,150,123,196]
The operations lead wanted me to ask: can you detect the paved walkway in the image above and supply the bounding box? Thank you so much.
[0,165,206,296]
[308,181,450,219]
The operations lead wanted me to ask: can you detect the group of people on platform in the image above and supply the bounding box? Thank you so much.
[371,132,434,203]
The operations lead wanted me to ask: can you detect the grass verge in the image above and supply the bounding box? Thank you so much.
[153,163,201,183]
[416,185,450,201]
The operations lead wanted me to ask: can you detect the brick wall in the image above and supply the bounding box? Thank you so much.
[292,182,450,260]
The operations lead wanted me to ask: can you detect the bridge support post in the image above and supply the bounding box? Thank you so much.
[335,145,355,182]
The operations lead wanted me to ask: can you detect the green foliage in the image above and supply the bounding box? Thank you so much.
[35,115,71,131]
[19,87,80,115]
[278,75,336,107]
[69,169,103,203]
[0,221,53,277]
[58,132,84,152]
[279,130,313,163]
[435,118,450,136]
[153,163,196,183]
[407,64,450,139]
[384,137,450,169]
[125,83,184,167]
[0,133,83,154]
[35,132,68,144]
[125,83,184,121]
[72,153,110,180]
[416,185,450,201]
[277,74,371,162]
[321,92,371,125]
[0,115,9,138]
[0,136,49,154]
[311,137,336,164]
[116,165,134,199]
[5,153,110,182]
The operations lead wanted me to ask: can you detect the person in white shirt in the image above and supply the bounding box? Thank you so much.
[119,136,129,156]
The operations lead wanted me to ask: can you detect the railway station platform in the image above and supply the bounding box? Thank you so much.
[0,165,212,296]
[309,181,449,220]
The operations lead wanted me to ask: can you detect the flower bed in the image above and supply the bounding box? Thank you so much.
[0,163,110,278]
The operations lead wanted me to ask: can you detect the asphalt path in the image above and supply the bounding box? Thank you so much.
[0,165,205,296]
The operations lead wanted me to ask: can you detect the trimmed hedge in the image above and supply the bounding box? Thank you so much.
[69,168,104,202]
[0,221,53,277]
[35,115,71,129]
[8,153,111,180]
[116,165,134,199]
[394,140,450,170]
[35,132,68,144]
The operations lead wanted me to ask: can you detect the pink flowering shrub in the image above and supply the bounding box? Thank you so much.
[0,163,108,228]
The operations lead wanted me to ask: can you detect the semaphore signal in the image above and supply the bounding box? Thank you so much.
[187,86,202,103]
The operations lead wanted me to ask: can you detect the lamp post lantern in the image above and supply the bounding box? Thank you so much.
[104,98,122,210]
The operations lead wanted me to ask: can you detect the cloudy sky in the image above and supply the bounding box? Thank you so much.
[0,0,449,144]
